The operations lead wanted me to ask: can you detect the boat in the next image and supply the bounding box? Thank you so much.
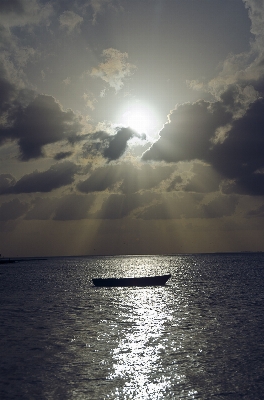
[0,259,18,264]
[92,274,171,287]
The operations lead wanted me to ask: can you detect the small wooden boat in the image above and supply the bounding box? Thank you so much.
[92,274,171,287]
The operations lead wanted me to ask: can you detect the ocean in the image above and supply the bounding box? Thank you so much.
[1,253,264,399]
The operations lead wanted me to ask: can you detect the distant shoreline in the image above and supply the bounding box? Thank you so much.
[0,257,47,264]
[1,251,263,261]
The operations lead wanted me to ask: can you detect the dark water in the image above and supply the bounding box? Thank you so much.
[1,254,264,399]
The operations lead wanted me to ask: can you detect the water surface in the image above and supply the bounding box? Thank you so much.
[1,254,264,399]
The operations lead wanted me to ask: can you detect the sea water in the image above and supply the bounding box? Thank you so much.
[1,254,264,399]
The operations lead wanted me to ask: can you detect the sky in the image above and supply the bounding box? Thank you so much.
[1,0,264,256]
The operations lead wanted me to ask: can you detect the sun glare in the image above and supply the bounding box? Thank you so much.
[121,105,155,133]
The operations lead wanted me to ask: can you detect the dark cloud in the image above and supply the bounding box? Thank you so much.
[81,131,109,159]
[54,151,73,160]
[137,193,204,220]
[77,164,120,193]
[166,176,182,192]
[0,198,28,221]
[83,127,145,161]
[0,0,53,28]
[139,0,264,199]
[25,194,95,221]
[89,190,236,221]
[92,194,134,219]
[221,173,264,196]
[142,100,232,163]
[210,97,264,196]
[21,190,239,222]
[184,163,222,193]
[201,195,238,219]
[77,163,175,194]
[0,94,83,160]
[0,174,16,195]
[91,191,156,219]
[137,192,237,220]
[0,76,17,116]
[53,194,95,220]
[211,98,264,179]
[25,197,57,220]
[104,127,142,160]
[0,162,79,194]
[0,0,24,14]
[246,205,264,218]
[0,59,34,127]
[142,93,264,196]
[88,183,238,221]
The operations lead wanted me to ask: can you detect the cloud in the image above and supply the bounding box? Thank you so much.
[0,0,24,14]
[0,162,79,194]
[142,100,232,163]
[0,198,28,221]
[0,51,32,115]
[91,191,159,219]
[246,204,264,218]
[24,190,237,222]
[183,163,223,193]
[90,193,135,219]
[192,1,264,103]
[136,193,204,220]
[211,98,264,179]
[243,0,264,41]
[82,92,97,110]
[63,77,71,85]
[103,127,138,160]
[24,197,56,220]
[0,94,83,160]
[104,191,228,221]
[221,173,264,196]
[82,127,145,161]
[0,26,36,91]
[0,0,53,28]
[0,52,84,161]
[54,151,73,160]
[89,0,121,25]
[90,0,109,24]
[77,162,175,194]
[136,192,238,220]
[142,95,264,196]
[142,1,264,197]
[59,11,83,33]
[25,194,95,221]
[53,194,95,220]
[91,48,136,91]
[0,174,16,194]
[201,195,238,219]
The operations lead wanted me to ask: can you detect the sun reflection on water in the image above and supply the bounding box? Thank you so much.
[107,288,173,399]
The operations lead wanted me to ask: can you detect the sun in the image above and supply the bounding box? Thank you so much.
[120,105,155,133]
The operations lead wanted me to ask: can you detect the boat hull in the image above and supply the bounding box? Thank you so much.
[92,274,171,287]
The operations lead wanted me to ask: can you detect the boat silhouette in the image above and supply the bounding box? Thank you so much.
[92,274,171,287]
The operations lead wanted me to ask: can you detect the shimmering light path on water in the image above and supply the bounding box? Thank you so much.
[1,254,264,399]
